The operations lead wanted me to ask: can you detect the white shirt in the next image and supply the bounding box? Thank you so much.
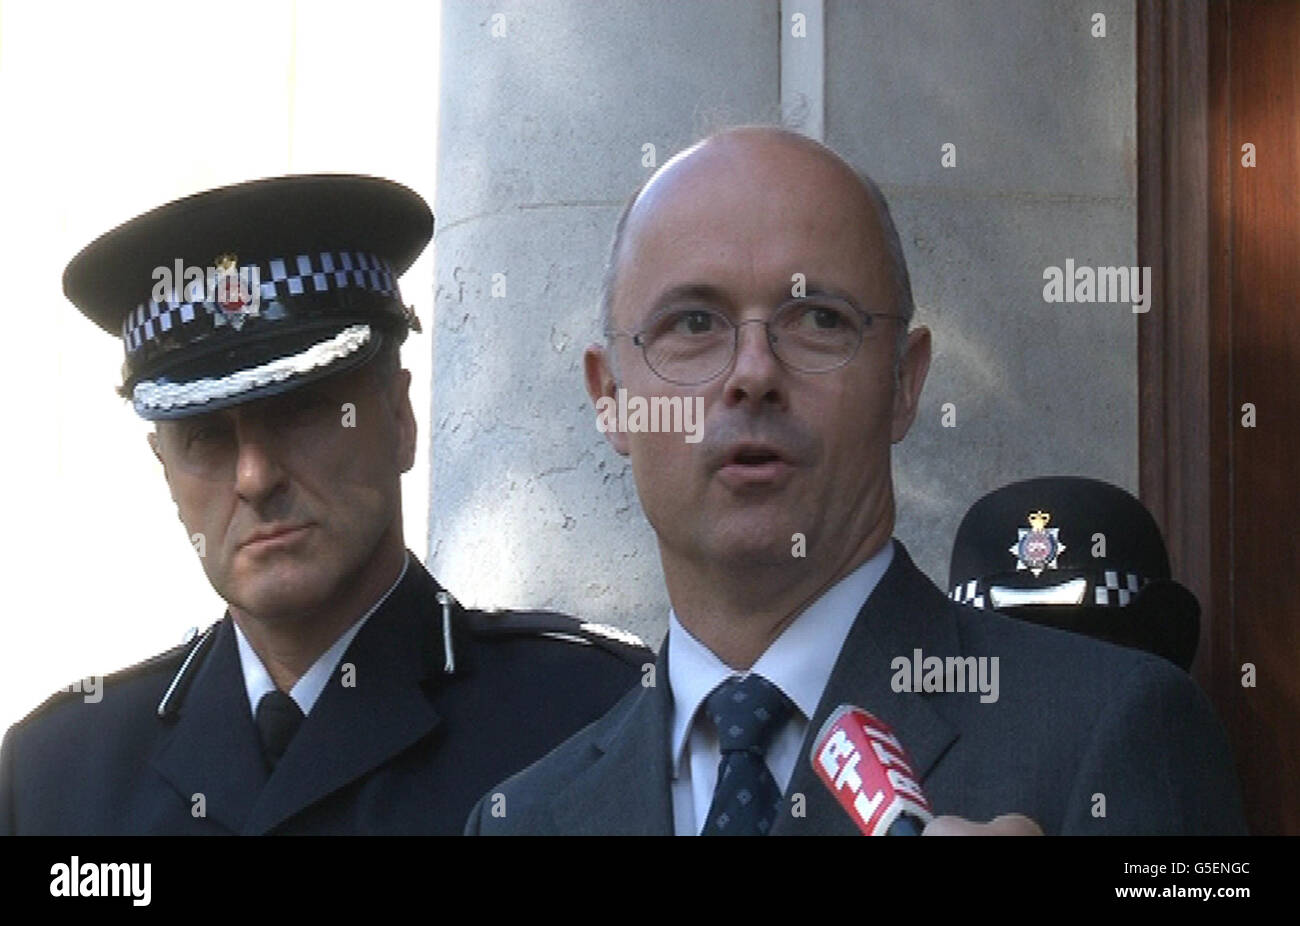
[668,540,894,835]
[234,554,410,718]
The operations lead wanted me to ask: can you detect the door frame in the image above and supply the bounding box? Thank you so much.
[1136,0,1234,713]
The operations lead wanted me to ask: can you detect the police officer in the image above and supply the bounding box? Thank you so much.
[948,475,1200,670]
[0,174,650,835]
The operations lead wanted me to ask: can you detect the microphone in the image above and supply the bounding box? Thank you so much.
[809,704,933,835]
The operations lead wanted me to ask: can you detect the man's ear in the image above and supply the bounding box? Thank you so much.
[390,368,417,473]
[584,343,629,456]
[148,428,180,503]
[890,326,932,444]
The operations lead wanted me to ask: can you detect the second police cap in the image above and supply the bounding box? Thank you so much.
[948,475,1200,670]
[63,174,433,420]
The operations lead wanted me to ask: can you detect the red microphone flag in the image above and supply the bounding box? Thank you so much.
[810,704,933,836]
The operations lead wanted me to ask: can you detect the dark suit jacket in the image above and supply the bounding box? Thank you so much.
[467,542,1248,835]
[0,556,649,834]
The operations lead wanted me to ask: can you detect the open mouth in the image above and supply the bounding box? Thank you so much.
[726,442,789,467]
[717,443,795,488]
[731,448,783,466]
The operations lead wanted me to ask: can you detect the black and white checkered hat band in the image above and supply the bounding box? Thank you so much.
[951,571,1148,609]
[951,579,987,610]
[1093,570,1145,606]
[121,251,399,354]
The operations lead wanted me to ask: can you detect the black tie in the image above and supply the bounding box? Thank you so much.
[255,690,304,770]
[702,674,794,836]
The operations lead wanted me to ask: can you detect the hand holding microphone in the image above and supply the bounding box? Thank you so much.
[922,814,1044,835]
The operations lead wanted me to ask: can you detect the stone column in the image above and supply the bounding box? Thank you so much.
[430,1,780,642]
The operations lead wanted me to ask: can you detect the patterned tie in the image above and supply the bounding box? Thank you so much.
[701,674,794,836]
[255,690,304,770]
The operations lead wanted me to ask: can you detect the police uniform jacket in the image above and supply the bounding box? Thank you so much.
[0,555,649,834]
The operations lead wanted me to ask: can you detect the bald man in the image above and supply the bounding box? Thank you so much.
[465,127,1246,836]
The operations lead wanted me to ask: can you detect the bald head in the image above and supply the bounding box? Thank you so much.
[582,126,934,636]
[599,127,915,367]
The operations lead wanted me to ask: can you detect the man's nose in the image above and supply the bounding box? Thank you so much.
[232,418,288,502]
[721,316,787,410]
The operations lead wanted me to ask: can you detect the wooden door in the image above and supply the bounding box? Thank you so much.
[1140,0,1300,834]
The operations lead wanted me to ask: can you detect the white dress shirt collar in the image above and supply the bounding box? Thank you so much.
[234,553,411,718]
[667,539,895,776]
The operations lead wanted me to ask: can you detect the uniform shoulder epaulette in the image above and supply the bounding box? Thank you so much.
[463,606,652,666]
[14,624,213,727]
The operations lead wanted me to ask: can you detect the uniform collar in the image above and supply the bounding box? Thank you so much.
[150,553,450,834]
[233,553,410,717]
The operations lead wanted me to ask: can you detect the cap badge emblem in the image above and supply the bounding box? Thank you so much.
[212,253,260,330]
[1010,509,1065,576]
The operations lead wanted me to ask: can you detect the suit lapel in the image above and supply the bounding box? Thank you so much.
[241,562,445,834]
[549,647,674,835]
[773,542,960,835]
[150,617,267,834]
[547,544,963,837]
